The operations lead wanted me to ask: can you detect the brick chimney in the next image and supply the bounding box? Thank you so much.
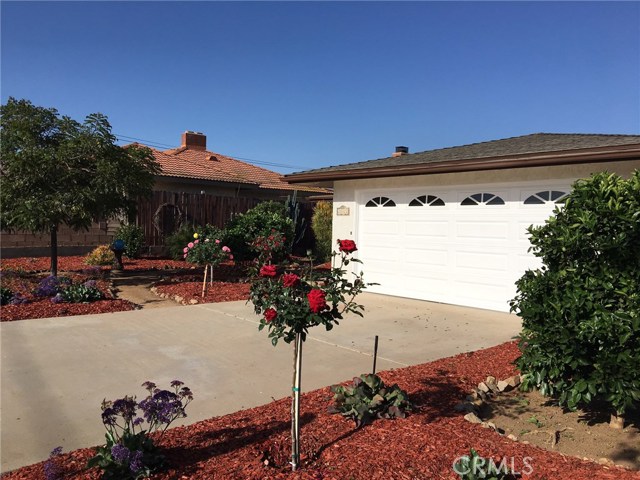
[181,131,207,151]
[392,146,409,157]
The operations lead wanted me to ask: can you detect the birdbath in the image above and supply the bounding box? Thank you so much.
[111,239,126,271]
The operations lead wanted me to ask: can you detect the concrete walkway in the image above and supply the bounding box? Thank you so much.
[0,294,520,473]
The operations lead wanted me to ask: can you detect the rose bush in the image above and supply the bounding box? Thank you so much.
[249,239,369,346]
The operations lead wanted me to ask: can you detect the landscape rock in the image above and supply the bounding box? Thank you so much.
[464,412,483,424]
[478,382,490,393]
[497,380,512,392]
[504,375,521,388]
[507,434,518,441]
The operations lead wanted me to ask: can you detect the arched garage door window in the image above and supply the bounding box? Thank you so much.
[524,190,568,205]
[461,193,505,206]
[365,196,396,207]
[409,195,445,207]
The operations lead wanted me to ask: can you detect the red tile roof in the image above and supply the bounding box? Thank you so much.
[139,143,328,194]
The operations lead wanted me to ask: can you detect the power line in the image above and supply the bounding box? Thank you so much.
[114,133,306,171]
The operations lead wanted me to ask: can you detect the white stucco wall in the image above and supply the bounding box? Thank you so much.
[332,160,639,248]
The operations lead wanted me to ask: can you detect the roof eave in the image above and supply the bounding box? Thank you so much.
[285,144,640,184]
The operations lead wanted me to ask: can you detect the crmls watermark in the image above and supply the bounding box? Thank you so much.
[452,454,534,476]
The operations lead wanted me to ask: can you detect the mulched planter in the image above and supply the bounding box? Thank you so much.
[4,342,638,479]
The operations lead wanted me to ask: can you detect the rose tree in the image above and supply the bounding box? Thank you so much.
[249,239,370,471]
[184,232,232,297]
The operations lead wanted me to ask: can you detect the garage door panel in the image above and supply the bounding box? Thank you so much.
[405,220,449,237]
[456,221,509,241]
[403,247,449,267]
[455,250,509,272]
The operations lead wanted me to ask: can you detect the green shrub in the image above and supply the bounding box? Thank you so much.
[328,373,411,428]
[511,171,640,417]
[61,281,103,303]
[223,202,294,261]
[311,201,332,262]
[114,224,146,258]
[85,245,116,266]
[1,286,13,306]
[165,224,197,260]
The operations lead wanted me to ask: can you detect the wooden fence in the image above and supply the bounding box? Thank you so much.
[136,191,262,247]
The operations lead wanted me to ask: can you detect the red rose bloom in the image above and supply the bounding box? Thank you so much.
[307,289,328,313]
[338,239,358,253]
[259,265,277,277]
[264,308,277,323]
[282,273,300,288]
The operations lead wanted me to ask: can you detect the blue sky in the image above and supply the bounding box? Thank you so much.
[2,1,639,173]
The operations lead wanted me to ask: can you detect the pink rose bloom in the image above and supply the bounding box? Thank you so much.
[222,246,231,253]
[183,247,189,253]
[194,239,199,244]
[188,242,194,248]
[183,253,188,258]
[229,254,234,260]
[215,239,221,244]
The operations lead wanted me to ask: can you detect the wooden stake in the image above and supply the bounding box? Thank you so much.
[201,264,208,298]
[372,335,379,375]
[291,333,303,471]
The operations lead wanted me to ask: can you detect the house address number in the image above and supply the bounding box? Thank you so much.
[336,205,350,216]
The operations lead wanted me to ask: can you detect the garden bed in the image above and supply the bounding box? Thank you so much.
[4,342,638,479]
[0,256,189,274]
[0,271,136,322]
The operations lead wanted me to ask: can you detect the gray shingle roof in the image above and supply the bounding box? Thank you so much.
[292,133,640,175]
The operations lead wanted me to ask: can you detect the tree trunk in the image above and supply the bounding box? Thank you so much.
[50,224,58,277]
[291,333,303,471]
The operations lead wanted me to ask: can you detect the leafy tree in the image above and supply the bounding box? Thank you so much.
[311,201,333,262]
[511,171,640,427]
[1,98,160,276]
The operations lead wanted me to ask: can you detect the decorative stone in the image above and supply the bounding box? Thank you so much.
[476,389,488,401]
[597,458,614,466]
[464,412,483,424]
[505,375,521,388]
[497,380,512,392]
[189,299,198,304]
[466,392,479,401]
[478,382,490,393]
[507,434,518,441]
[486,376,497,385]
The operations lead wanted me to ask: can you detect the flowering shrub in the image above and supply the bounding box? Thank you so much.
[34,275,71,297]
[44,446,63,480]
[250,229,287,264]
[85,245,116,266]
[250,239,368,346]
[88,380,193,479]
[184,232,232,267]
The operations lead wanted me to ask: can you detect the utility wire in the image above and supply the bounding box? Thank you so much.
[114,133,305,171]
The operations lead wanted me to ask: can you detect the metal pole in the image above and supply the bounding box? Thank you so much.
[372,335,379,375]
[291,332,303,471]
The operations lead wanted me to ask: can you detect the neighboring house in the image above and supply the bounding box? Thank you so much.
[285,133,640,312]
[146,131,327,200]
[0,131,328,257]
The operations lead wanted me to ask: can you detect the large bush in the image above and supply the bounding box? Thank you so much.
[311,201,332,262]
[511,171,640,418]
[165,224,196,260]
[114,224,146,258]
[223,202,294,261]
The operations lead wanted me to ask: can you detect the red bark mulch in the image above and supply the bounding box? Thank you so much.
[0,298,137,322]
[153,280,250,304]
[4,342,638,479]
[0,256,189,273]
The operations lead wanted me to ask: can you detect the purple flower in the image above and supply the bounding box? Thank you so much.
[44,447,63,480]
[83,279,98,289]
[51,293,64,304]
[110,443,130,464]
[170,380,184,388]
[133,417,144,426]
[129,450,144,473]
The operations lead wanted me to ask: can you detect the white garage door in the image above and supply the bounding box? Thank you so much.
[356,183,569,312]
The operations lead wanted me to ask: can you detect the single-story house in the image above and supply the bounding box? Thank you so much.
[145,131,328,200]
[285,133,640,312]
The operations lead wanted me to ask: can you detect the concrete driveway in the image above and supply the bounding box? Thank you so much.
[0,293,520,473]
